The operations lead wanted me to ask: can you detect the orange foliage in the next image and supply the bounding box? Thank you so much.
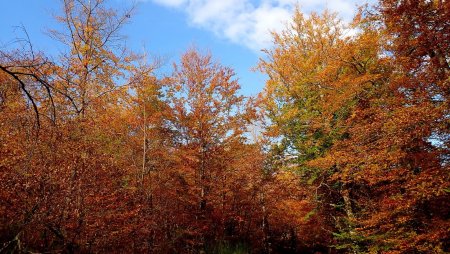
[1,0,448,253]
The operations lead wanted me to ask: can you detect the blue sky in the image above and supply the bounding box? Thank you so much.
[0,0,374,96]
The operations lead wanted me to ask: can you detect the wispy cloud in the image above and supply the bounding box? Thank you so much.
[149,0,372,52]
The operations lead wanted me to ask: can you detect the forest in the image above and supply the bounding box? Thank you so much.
[0,0,448,253]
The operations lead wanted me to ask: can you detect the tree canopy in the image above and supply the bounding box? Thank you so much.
[0,0,448,253]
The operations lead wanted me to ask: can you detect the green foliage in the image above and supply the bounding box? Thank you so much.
[332,218,369,253]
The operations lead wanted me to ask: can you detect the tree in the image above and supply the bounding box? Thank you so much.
[259,3,449,252]
[0,0,143,252]
[258,7,393,252]
[49,0,135,117]
[335,1,450,251]
[324,1,450,251]
[163,48,254,249]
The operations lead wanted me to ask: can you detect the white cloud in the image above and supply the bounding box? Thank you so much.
[149,0,373,52]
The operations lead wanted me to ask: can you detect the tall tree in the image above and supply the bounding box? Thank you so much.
[326,1,450,251]
[335,1,450,251]
[0,0,142,252]
[260,3,449,252]
[164,48,253,249]
[258,7,393,252]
